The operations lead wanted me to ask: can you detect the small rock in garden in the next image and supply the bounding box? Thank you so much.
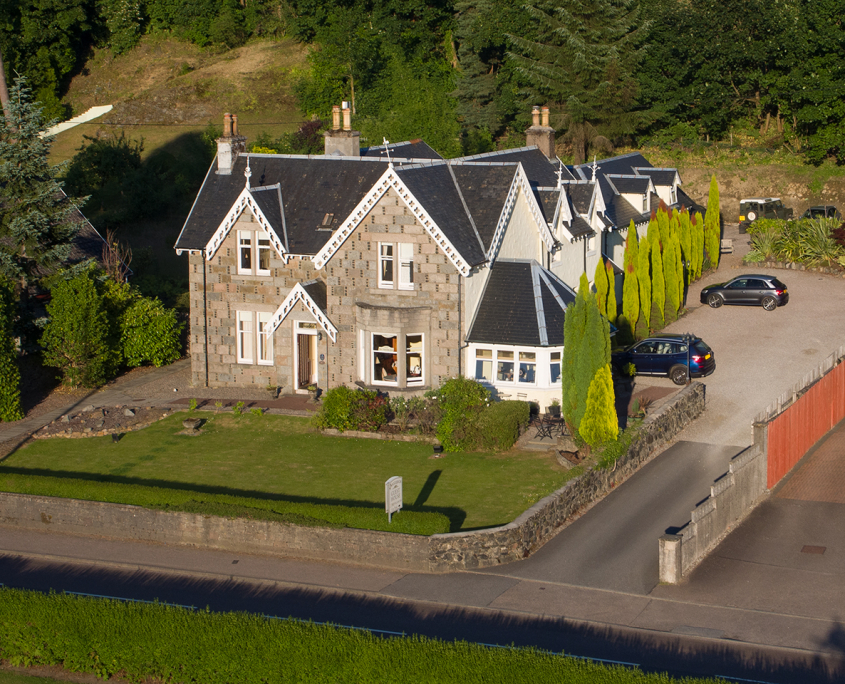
[82,405,95,413]
[84,428,92,433]
[60,415,70,423]
[124,409,135,417]
[95,420,105,429]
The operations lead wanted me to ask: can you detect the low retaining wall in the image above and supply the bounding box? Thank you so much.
[0,384,706,573]
[659,423,767,583]
[660,347,845,584]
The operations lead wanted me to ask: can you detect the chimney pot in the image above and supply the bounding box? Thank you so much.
[232,114,239,137]
[223,113,232,138]
[541,106,550,128]
[332,105,341,131]
[342,106,351,131]
[532,106,540,127]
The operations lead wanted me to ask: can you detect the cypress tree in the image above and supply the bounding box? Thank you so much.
[605,259,617,325]
[562,274,589,426]
[0,277,23,421]
[705,174,721,269]
[674,231,684,308]
[574,282,609,430]
[651,235,665,327]
[693,211,706,279]
[679,208,691,284]
[663,229,679,320]
[622,221,639,339]
[580,364,618,447]
[656,202,670,249]
[594,257,609,318]
[638,231,652,333]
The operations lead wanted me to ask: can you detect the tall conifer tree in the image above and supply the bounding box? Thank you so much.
[705,174,721,269]
[663,228,679,319]
[651,235,665,327]
[580,364,618,447]
[622,221,640,338]
[679,208,692,284]
[693,211,706,279]
[0,77,81,286]
[0,276,22,421]
[638,230,652,332]
[605,260,617,325]
[594,257,609,318]
[562,273,589,426]
[574,279,609,430]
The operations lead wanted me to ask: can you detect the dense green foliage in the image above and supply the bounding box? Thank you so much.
[594,256,609,317]
[561,273,587,426]
[605,259,617,325]
[41,271,182,387]
[579,364,617,447]
[313,385,389,432]
[745,217,845,267]
[649,223,665,327]
[705,175,721,270]
[621,221,639,342]
[0,588,720,684]
[429,376,491,452]
[476,400,530,451]
[0,277,22,421]
[40,271,114,388]
[0,77,81,286]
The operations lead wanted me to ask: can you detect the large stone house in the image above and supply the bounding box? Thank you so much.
[174,107,697,408]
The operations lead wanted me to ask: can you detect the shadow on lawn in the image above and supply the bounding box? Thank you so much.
[0,466,467,532]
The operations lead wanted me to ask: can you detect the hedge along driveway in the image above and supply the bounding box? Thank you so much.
[0,414,575,533]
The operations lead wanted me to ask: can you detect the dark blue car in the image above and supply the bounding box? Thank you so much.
[612,334,716,385]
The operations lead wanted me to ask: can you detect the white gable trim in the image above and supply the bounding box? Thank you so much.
[205,187,288,263]
[270,283,338,342]
[313,167,471,276]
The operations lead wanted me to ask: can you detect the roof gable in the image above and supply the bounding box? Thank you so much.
[270,280,337,341]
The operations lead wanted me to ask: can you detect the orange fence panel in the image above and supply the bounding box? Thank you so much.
[767,362,845,488]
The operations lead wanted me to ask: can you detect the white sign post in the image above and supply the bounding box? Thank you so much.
[385,476,403,523]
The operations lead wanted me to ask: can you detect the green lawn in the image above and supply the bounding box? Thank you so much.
[0,414,575,534]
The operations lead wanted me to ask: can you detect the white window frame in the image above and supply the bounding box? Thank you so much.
[237,310,274,365]
[372,332,399,386]
[237,311,254,364]
[405,333,424,385]
[470,344,563,388]
[378,241,414,290]
[237,229,272,276]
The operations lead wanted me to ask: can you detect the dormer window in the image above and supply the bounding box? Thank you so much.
[671,187,677,204]
[238,230,271,276]
[642,194,648,212]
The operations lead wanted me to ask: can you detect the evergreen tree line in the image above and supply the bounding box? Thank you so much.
[3,0,844,161]
[0,77,183,422]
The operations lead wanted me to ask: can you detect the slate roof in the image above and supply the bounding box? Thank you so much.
[676,187,703,213]
[468,260,575,346]
[301,279,328,312]
[634,167,678,186]
[456,146,572,188]
[361,139,443,161]
[249,184,287,245]
[394,163,486,267]
[608,175,651,195]
[450,164,516,253]
[536,189,560,225]
[569,216,595,240]
[176,155,390,254]
[566,182,595,214]
[603,192,648,230]
[574,152,653,179]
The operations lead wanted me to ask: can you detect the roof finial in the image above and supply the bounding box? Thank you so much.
[590,155,599,182]
[556,161,564,189]
[382,137,393,167]
[245,156,252,189]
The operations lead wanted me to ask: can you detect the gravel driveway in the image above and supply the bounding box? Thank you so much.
[639,224,845,448]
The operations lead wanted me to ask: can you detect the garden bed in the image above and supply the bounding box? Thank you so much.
[32,406,176,440]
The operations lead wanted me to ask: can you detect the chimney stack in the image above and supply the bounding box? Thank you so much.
[324,102,360,157]
[217,112,247,175]
[526,105,556,160]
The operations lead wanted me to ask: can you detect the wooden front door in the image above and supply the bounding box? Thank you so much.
[297,334,313,388]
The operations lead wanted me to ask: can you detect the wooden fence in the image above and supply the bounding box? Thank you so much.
[761,346,845,488]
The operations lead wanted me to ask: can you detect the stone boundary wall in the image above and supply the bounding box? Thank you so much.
[0,384,705,572]
[759,260,845,277]
[660,346,845,584]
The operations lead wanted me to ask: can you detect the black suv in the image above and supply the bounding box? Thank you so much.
[700,274,788,311]
[800,205,841,220]
[739,197,793,232]
[612,334,716,385]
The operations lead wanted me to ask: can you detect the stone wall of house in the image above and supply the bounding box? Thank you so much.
[187,213,319,390]
[0,384,705,573]
[325,187,464,392]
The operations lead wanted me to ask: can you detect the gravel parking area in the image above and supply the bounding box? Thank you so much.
[642,223,845,448]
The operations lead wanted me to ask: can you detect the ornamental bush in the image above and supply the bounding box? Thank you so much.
[121,297,183,367]
[313,386,388,432]
[429,376,490,452]
[476,400,530,451]
[579,365,618,448]
[41,272,116,388]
